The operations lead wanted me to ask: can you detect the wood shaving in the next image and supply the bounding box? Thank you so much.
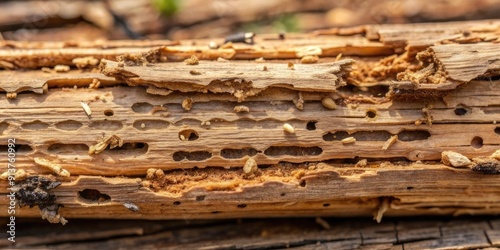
[382,135,398,150]
[1,169,28,181]
[72,56,99,69]
[34,157,70,177]
[81,102,92,117]
[88,135,124,156]
[234,105,249,113]
[89,79,101,89]
[355,159,368,167]
[373,197,389,223]
[315,217,331,229]
[342,137,356,144]
[54,65,70,72]
[41,67,52,73]
[441,151,471,167]
[335,53,343,61]
[0,60,14,69]
[491,149,500,161]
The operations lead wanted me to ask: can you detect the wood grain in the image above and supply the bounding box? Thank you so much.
[1,20,500,224]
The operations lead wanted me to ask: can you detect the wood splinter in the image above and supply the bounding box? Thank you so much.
[88,135,124,156]
[34,157,71,177]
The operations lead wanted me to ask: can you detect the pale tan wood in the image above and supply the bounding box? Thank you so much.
[100,59,354,99]
[0,20,500,225]
[0,70,119,95]
[395,44,500,91]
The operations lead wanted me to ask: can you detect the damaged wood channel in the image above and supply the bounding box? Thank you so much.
[0,20,500,224]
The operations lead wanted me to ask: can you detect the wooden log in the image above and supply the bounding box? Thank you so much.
[0,20,500,224]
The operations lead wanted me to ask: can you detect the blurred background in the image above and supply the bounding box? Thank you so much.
[1,0,500,41]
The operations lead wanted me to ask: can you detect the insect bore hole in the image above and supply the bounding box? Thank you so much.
[306,121,317,131]
[178,129,199,141]
[366,109,377,119]
[104,109,114,116]
[471,136,483,149]
[454,108,467,116]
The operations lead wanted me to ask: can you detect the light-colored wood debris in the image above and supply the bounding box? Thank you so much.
[234,105,249,113]
[442,151,472,167]
[283,123,295,133]
[34,158,70,177]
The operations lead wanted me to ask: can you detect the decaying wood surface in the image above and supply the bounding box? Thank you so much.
[1,20,500,225]
[4,217,500,249]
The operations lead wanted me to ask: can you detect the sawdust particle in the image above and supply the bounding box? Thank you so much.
[189,70,202,75]
[382,135,398,150]
[243,158,258,174]
[293,92,304,110]
[89,79,101,89]
[182,97,194,111]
